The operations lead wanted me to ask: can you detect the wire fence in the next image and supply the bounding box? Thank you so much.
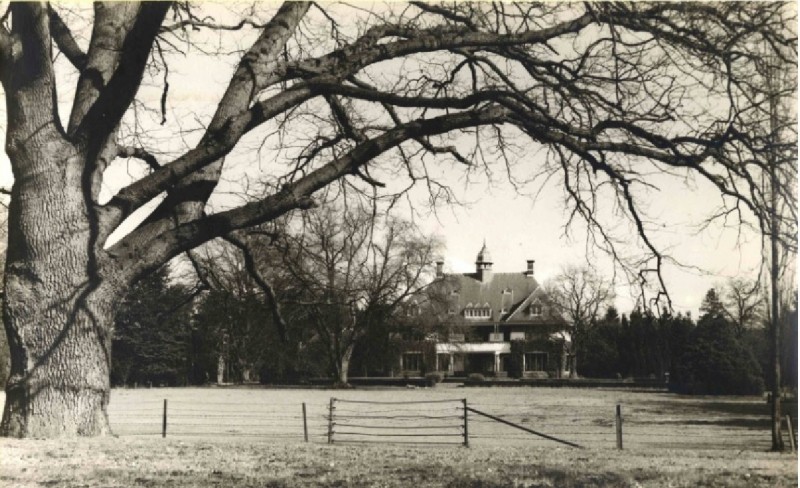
[109,399,330,441]
[107,395,798,452]
[328,398,466,445]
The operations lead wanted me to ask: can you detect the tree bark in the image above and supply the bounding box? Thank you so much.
[1,135,122,437]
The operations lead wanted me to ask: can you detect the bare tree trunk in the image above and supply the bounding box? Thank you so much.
[335,343,355,386]
[767,60,784,451]
[569,328,578,379]
[1,138,120,437]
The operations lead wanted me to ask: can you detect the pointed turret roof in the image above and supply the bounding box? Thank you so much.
[476,240,492,264]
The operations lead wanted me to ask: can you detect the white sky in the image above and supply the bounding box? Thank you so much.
[0,2,785,318]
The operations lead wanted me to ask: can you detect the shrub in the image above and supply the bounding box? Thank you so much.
[467,373,486,382]
[425,372,444,387]
[526,371,549,380]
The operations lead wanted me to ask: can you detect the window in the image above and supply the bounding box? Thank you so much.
[510,332,526,341]
[530,303,542,316]
[465,307,491,319]
[403,352,423,371]
[501,289,513,314]
[524,352,548,371]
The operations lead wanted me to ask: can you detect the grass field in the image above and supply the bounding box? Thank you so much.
[1,386,797,487]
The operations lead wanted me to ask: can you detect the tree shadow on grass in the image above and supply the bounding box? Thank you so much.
[260,464,635,488]
[442,467,633,488]
[641,399,770,417]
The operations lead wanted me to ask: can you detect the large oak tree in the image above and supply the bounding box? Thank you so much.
[0,2,795,439]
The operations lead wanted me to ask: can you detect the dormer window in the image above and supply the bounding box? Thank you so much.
[465,306,491,319]
[530,304,542,317]
[500,289,512,314]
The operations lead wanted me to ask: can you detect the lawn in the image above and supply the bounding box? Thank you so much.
[0,386,797,487]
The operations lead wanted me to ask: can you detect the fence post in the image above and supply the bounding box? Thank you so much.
[786,414,795,453]
[328,398,335,444]
[162,399,168,438]
[302,402,309,443]
[462,398,469,448]
[615,404,623,450]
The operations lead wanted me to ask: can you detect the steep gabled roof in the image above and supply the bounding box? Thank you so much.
[423,271,563,324]
[449,272,538,319]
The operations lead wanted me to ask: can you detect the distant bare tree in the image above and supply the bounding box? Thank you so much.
[723,278,764,337]
[546,265,615,378]
[273,204,439,385]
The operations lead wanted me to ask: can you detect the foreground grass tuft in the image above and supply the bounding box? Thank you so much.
[1,437,795,488]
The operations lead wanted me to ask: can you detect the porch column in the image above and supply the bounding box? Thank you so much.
[434,353,439,372]
[521,352,526,374]
[449,353,454,374]
[494,352,500,373]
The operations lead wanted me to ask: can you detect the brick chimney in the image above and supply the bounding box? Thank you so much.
[525,259,535,278]
[435,260,444,278]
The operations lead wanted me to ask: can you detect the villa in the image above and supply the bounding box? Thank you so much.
[400,243,572,378]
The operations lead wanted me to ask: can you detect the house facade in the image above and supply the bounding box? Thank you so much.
[400,243,571,378]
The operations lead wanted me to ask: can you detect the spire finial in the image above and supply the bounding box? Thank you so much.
[476,240,491,264]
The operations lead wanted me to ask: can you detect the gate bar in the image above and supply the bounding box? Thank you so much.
[465,406,582,448]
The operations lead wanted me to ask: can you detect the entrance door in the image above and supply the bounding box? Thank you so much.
[437,354,451,374]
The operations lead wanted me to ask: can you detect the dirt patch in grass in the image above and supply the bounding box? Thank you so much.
[1,437,796,488]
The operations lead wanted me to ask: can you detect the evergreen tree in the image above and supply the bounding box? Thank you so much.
[673,289,764,395]
[111,267,193,387]
[578,307,622,378]
[699,288,726,320]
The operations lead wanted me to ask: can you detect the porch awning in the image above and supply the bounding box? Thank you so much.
[435,342,511,354]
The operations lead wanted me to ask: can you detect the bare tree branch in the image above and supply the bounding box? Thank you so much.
[48,4,87,71]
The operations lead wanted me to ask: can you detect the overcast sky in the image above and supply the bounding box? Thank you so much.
[0,2,778,317]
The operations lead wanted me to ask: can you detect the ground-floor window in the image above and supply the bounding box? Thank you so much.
[524,352,548,371]
[436,354,451,372]
[402,352,423,371]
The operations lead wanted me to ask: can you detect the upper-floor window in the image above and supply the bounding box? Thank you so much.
[500,289,512,314]
[465,307,491,319]
[530,303,542,316]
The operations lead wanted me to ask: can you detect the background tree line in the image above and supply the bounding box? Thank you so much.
[576,288,797,396]
[89,253,798,397]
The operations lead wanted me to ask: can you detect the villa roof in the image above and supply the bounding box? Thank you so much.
[431,272,566,325]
